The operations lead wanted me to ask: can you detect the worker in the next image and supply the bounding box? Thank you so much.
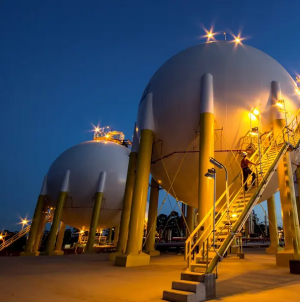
[241,152,257,191]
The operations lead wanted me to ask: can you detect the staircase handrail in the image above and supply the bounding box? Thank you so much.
[185,129,275,263]
[185,110,298,267]
[0,225,31,251]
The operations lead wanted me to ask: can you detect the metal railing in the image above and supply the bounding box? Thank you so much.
[0,225,31,252]
[185,109,300,272]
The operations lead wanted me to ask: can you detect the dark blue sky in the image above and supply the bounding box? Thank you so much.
[1,0,299,230]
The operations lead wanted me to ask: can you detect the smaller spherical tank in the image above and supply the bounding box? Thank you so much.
[47,140,129,230]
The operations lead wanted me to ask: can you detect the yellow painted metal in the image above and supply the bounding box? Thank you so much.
[32,211,47,253]
[55,221,66,252]
[108,228,113,244]
[206,142,287,273]
[266,195,281,254]
[186,205,194,236]
[111,152,137,259]
[274,119,300,252]
[114,225,120,245]
[145,177,159,255]
[198,112,214,244]
[85,192,104,253]
[115,129,153,267]
[43,191,67,255]
[22,194,46,254]
[296,166,300,226]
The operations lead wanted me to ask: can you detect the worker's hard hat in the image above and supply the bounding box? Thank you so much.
[242,152,248,157]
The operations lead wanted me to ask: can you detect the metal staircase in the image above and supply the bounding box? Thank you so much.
[0,225,31,252]
[0,209,54,253]
[163,110,300,302]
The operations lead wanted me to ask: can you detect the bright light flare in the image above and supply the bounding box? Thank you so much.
[231,213,237,218]
[251,107,260,116]
[276,101,284,108]
[202,26,217,42]
[231,33,245,46]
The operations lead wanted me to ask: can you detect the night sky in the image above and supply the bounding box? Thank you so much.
[1,0,299,230]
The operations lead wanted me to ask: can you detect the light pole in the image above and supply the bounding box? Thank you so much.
[209,157,230,223]
[205,168,216,248]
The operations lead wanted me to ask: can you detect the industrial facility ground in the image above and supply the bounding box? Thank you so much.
[1,248,300,302]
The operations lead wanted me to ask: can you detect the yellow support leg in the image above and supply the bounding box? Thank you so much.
[274,119,300,266]
[54,221,66,254]
[21,176,47,256]
[41,171,69,256]
[109,151,137,261]
[115,129,153,267]
[266,195,283,254]
[145,177,160,256]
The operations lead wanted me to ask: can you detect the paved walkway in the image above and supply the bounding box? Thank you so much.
[0,248,299,302]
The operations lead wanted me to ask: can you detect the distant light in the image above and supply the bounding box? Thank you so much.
[276,100,284,108]
[0,234,3,240]
[232,213,237,218]
[95,127,100,132]
[158,180,162,184]
[251,108,260,116]
[80,230,84,234]
[207,32,213,38]
[105,135,109,138]
[235,37,241,43]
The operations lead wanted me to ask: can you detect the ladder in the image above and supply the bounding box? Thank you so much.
[185,111,300,274]
[0,225,31,252]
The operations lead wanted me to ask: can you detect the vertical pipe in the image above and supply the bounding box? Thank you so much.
[21,176,47,256]
[115,93,154,267]
[42,171,70,256]
[109,124,139,261]
[145,177,160,256]
[84,171,106,253]
[266,195,281,254]
[198,73,214,248]
[54,221,66,253]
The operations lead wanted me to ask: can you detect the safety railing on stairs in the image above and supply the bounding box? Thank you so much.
[185,109,300,273]
[0,225,31,252]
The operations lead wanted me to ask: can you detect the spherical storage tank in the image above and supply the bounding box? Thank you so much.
[137,41,300,207]
[47,140,130,229]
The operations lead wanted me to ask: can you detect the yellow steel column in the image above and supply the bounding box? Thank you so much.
[32,210,47,253]
[21,176,47,256]
[54,221,66,254]
[145,177,160,256]
[296,166,300,226]
[271,81,300,267]
[84,171,106,253]
[109,124,138,261]
[115,93,154,267]
[114,225,120,246]
[108,228,113,245]
[266,195,282,254]
[198,74,214,246]
[186,205,194,237]
[41,171,70,256]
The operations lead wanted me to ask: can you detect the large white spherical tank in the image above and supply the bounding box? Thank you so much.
[47,140,129,229]
[138,41,300,208]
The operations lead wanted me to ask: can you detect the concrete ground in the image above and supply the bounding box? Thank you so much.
[0,248,300,302]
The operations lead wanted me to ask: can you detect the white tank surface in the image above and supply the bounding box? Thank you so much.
[138,41,300,207]
[47,139,130,229]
